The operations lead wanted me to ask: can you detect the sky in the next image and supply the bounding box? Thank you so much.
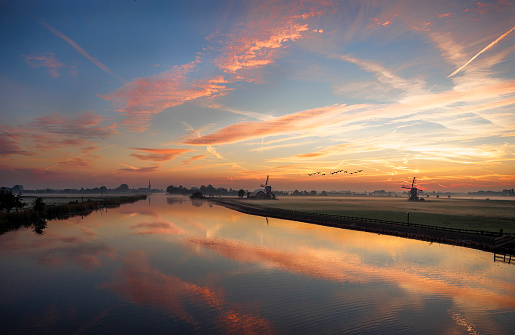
[0,0,514,192]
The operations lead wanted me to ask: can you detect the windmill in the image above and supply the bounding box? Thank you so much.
[402,177,424,201]
[255,175,276,199]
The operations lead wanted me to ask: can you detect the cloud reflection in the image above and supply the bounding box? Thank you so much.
[188,236,515,309]
[105,250,275,333]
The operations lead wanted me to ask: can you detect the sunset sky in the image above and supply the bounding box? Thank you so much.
[1,0,514,192]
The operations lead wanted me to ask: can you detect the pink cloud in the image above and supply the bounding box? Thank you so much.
[129,148,192,162]
[437,13,453,18]
[105,63,230,132]
[214,2,330,73]
[22,52,73,78]
[130,221,184,235]
[368,12,398,28]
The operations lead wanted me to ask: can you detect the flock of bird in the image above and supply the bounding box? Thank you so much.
[307,169,363,176]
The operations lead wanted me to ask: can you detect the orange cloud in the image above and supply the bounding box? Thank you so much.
[129,148,192,162]
[182,104,357,146]
[118,164,160,174]
[182,155,208,165]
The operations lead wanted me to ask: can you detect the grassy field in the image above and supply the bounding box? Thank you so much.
[255,196,515,233]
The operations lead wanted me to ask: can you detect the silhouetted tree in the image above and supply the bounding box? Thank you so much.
[238,189,245,198]
[0,188,24,212]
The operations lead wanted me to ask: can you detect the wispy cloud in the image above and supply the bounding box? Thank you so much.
[39,20,124,82]
[129,148,192,162]
[118,164,160,174]
[182,104,363,146]
[22,52,75,78]
[105,64,230,132]
[0,130,31,156]
[30,111,116,140]
[182,155,208,165]
[213,1,331,74]
[336,53,426,96]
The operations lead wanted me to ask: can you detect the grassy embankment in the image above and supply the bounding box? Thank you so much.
[255,196,515,234]
[0,195,147,235]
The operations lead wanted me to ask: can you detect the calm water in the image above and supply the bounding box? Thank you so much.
[1,195,514,334]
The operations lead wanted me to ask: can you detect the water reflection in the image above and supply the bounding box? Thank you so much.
[105,250,275,334]
[0,194,514,334]
[167,197,186,206]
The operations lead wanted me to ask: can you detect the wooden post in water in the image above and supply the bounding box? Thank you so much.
[407,212,410,224]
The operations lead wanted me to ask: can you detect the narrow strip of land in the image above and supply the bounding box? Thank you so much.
[213,199,515,255]
[0,195,147,235]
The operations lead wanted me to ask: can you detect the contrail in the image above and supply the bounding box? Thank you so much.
[39,20,126,83]
[448,26,515,78]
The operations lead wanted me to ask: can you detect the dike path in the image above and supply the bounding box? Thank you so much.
[212,198,515,257]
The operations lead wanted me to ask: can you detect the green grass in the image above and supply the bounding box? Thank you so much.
[255,196,515,233]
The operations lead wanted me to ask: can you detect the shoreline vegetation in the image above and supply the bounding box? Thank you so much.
[0,194,147,235]
[212,198,515,255]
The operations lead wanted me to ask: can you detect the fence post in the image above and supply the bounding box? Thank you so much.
[407,212,409,224]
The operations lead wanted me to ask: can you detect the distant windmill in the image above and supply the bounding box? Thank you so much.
[402,177,424,201]
[256,175,276,199]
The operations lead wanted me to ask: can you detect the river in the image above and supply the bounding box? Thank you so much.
[1,194,514,334]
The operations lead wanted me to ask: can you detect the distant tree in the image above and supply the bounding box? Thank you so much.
[116,184,129,193]
[320,191,328,196]
[33,197,47,215]
[238,189,245,198]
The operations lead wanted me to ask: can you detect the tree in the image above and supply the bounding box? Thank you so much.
[0,188,24,212]
[238,189,245,198]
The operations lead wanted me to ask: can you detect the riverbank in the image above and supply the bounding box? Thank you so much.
[213,198,515,255]
[0,194,147,235]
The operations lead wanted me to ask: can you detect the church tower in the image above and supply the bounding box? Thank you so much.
[148,179,151,190]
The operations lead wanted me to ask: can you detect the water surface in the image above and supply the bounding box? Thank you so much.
[1,195,514,334]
